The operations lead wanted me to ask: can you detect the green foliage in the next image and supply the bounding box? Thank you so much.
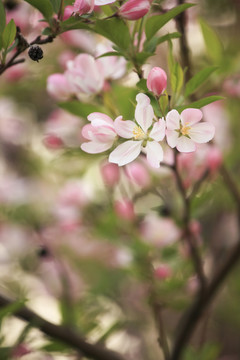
[0,0,6,36]
[0,300,26,329]
[144,31,181,53]
[49,0,62,13]
[59,16,91,33]
[59,101,107,118]
[184,66,218,98]
[145,3,195,39]
[110,84,139,119]
[168,40,184,95]
[24,0,54,20]
[2,19,16,50]
[183,343,220,360]
[177,95,224,111]
[41,340,73,353]
[199,18,223,63]
[94,18,131,52]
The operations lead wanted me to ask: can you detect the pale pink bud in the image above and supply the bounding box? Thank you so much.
[118,0,150,20]
[43,134,64,149]
[47,73,73,101]
[114,199,135,221]
[147,67,167,96]
[100,162,120,187]
[63,5,74,20]
[73,0,94,15]
[125,162,150,187]
[12,343,31,358]
[206,147,222,173]
[154,264,172,280]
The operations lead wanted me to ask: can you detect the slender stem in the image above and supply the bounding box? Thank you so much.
[0,293,125,360]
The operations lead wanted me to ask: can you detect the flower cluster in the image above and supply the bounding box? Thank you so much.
[81,92,215,168]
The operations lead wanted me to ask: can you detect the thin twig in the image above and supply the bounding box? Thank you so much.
[0,293,126,360]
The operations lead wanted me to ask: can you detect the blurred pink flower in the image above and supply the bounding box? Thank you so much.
[100,162,120,187]
[114,198,135,220]
[66,54,104,95]
[81,112,117,153]
[47,73,73,101]
[109,93,165,167]
[154,264,172,280]
[73,0,116,14]
[141,214,180,247]
[125,161,150,187]
[166,108,215,152]
[11,343,31,358]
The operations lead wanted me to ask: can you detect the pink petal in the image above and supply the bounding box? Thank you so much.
[149,118,166,141]
[166,129,179,148]
[114,116,135,139]
[145,141,164,168]
[135,93,154,133]
[189,122,215,143]
[81,140,114,154]
[109,140,142,166]
[181,108,203,126]
[88,112,114,128]
[81,124,115,142]
[176,136,196,153]
[166,110,180,130]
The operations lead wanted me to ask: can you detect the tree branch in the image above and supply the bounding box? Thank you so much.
[0,293,126,360]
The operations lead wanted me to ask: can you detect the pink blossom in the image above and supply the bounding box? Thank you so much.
[125,161,150,187]
[47,73,73,101]
[114,198,135,220]
[100,162,120,187]
[11,343,31,358]
[63,5,74,20]
[166,108,215,153]
[206,146,222,173]
[95,43,127,81]
[73,0,95,15]
[81,112,117,153]
[65,54,104,95]
[118,0,150,20]
[43,134,64,149]
[147,67,167,97]
[154,264,172,280]
[109,93,165,168]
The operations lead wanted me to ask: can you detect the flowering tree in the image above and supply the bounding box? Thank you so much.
[0,0,240,359]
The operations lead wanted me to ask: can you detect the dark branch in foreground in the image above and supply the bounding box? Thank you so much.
[0,294,126,360]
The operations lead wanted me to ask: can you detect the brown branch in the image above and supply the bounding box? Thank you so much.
[0,293,126,360]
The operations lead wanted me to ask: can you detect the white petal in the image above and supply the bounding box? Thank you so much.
[135,93,154,133]
[149,118,166,141]
[81,140,113,154]
[145,141,164,168]
[88,112,114,128]
[181,108,202,126]
[109,140,142,166]
[114,116,135,139]
[95,0,116,4]
[189,122,215,143]
[176,136,196,153]
[166,129,179,148]
[166,109,181,130]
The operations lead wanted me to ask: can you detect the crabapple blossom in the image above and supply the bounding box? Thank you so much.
[125,161,150,187]
[166,108,215,152]
[81,112,117,153]
[118,0,150,20]
[100,162,120,187]
[65,54,104,95]
[109,93,165,168]
[114,199,135,220]
[47,73,73,101]
[73,0,116,15]
[147,67,167,97]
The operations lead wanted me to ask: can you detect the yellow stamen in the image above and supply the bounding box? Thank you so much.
[180,122,191,136]
[133,125,145,140]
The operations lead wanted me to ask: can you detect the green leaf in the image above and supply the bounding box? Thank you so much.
[24,0,54,20]
[136,79,148,92]
[184,66,218,97]
[168,40,183,94]
[41,340,72,353]
[96,51,124,59]
[0,299,25,326]
[135,51,153,65]
[49,0,61,13]
[199,18,223,63]
[42,27,53,35]
[2,19,16,50]
[59,16,91,33]
[144,32,181,53]
[145,3,195,39]
[177,95,224,111]
[59,101,106,118]
[94,18,130,51]
[0,0,6,35]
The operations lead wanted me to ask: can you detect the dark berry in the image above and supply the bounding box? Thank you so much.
[28,45,44,62]
[37,246,50,258]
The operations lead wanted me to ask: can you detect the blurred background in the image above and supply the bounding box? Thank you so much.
[1,0,240,359]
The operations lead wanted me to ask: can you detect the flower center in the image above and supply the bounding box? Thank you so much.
[180,122,191,136]
[132,125,145,140]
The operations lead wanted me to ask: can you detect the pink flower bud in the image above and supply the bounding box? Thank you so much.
[114,199,135,221]
[147,67,167,96]
[206,146,222,173]
[63,5,74,20]
[47,73,73,101]
[100,162,120,187]
[73,0,94,15]
[12,343,31,358]
[125,162,150,187]
[154,264,172,280]
[43,134,64,149]
[118,0,150,20]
